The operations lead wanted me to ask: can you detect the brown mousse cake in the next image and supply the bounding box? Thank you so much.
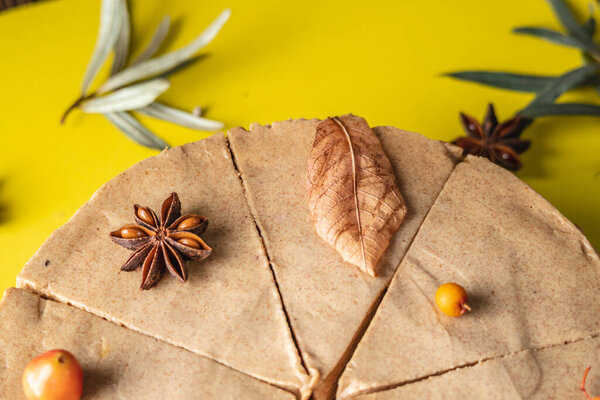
[0,288,295,400]
[227,119,461,398]
[352,336,600,399]
[17,134,309,397]
[336,155,600,398]
[2,116,598,399]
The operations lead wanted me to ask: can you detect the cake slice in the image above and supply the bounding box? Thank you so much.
[352,336,600,399]
[0,288,295,400]
[17,134,309,395]
[338,155,600,398]
[228,118,461,398]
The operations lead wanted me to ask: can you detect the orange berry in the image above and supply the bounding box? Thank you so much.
[435,282,471,317]
[22,349,83,400]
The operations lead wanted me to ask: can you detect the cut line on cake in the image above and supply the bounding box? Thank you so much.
[340,331,600,399]
[226,134,314,399]
[16,257,303,399]
[226,122,465,399]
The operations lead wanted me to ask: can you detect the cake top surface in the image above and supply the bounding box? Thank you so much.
[9,117,600,399]
[0,288,295,400]
[18,133,309,394]
[228,118,461,397]
[337,155,600,398]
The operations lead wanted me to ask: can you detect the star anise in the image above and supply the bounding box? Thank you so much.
[110,192,211,290]
[453,103,531,170]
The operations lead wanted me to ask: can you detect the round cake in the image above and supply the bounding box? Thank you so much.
[2,116,599,399]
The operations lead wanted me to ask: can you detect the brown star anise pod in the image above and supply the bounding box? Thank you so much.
[110,192,211,290]
[453,103,531,170]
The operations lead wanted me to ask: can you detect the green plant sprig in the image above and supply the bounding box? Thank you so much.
[62,0,230,150]
[448,0,600,121]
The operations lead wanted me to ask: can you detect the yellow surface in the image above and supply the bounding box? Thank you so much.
[0,0,599,295]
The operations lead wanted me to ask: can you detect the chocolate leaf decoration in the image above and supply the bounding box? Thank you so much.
[307,115,407,277]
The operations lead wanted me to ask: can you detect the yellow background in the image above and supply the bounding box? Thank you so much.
[0,0,599,295]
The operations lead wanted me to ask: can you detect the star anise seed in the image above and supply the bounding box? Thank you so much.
[452,103,531,170]
[110,192,211,290]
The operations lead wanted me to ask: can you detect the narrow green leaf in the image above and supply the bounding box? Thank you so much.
[513,26,590,49]
[110,0,131,75]
[446,71,556,92]
[81,79,170,113]
[545,0,600,54]
[98,9,230,94]
[546,0,588,38]
[583,51,596,65]
[81,0,122,94]
[581,51,600,98]
[156,54,207,79]
[139,102,223,131]
[582,17,596,37]
[104,111,168,150]
[520,102,600,117]
[130,16,171,66]
[528,64,600,106]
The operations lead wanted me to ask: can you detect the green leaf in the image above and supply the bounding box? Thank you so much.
[81,79,170,113]
[80,0,122,94]
[520,102,600,117]
[130,16,171,66]
[139,102,223,131]
[583,51,596,65]
[545,0,600,54]
[546,0,588,38]
[97,9,230,94]
[513,26,591,50]
[156,54,207,79]
[582,17,596,37]
[528,64,600,106]
[110,0,130,76]
[104,111,168,150]
[581,52,600,98]
[446,71,556,92]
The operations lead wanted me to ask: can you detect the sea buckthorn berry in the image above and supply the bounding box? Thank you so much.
[178,237,201,249]
[120,227,146,239]
[177,216,201,230]
[22,349,83,400]
[136,207,155,226]
[435,282,471,317]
